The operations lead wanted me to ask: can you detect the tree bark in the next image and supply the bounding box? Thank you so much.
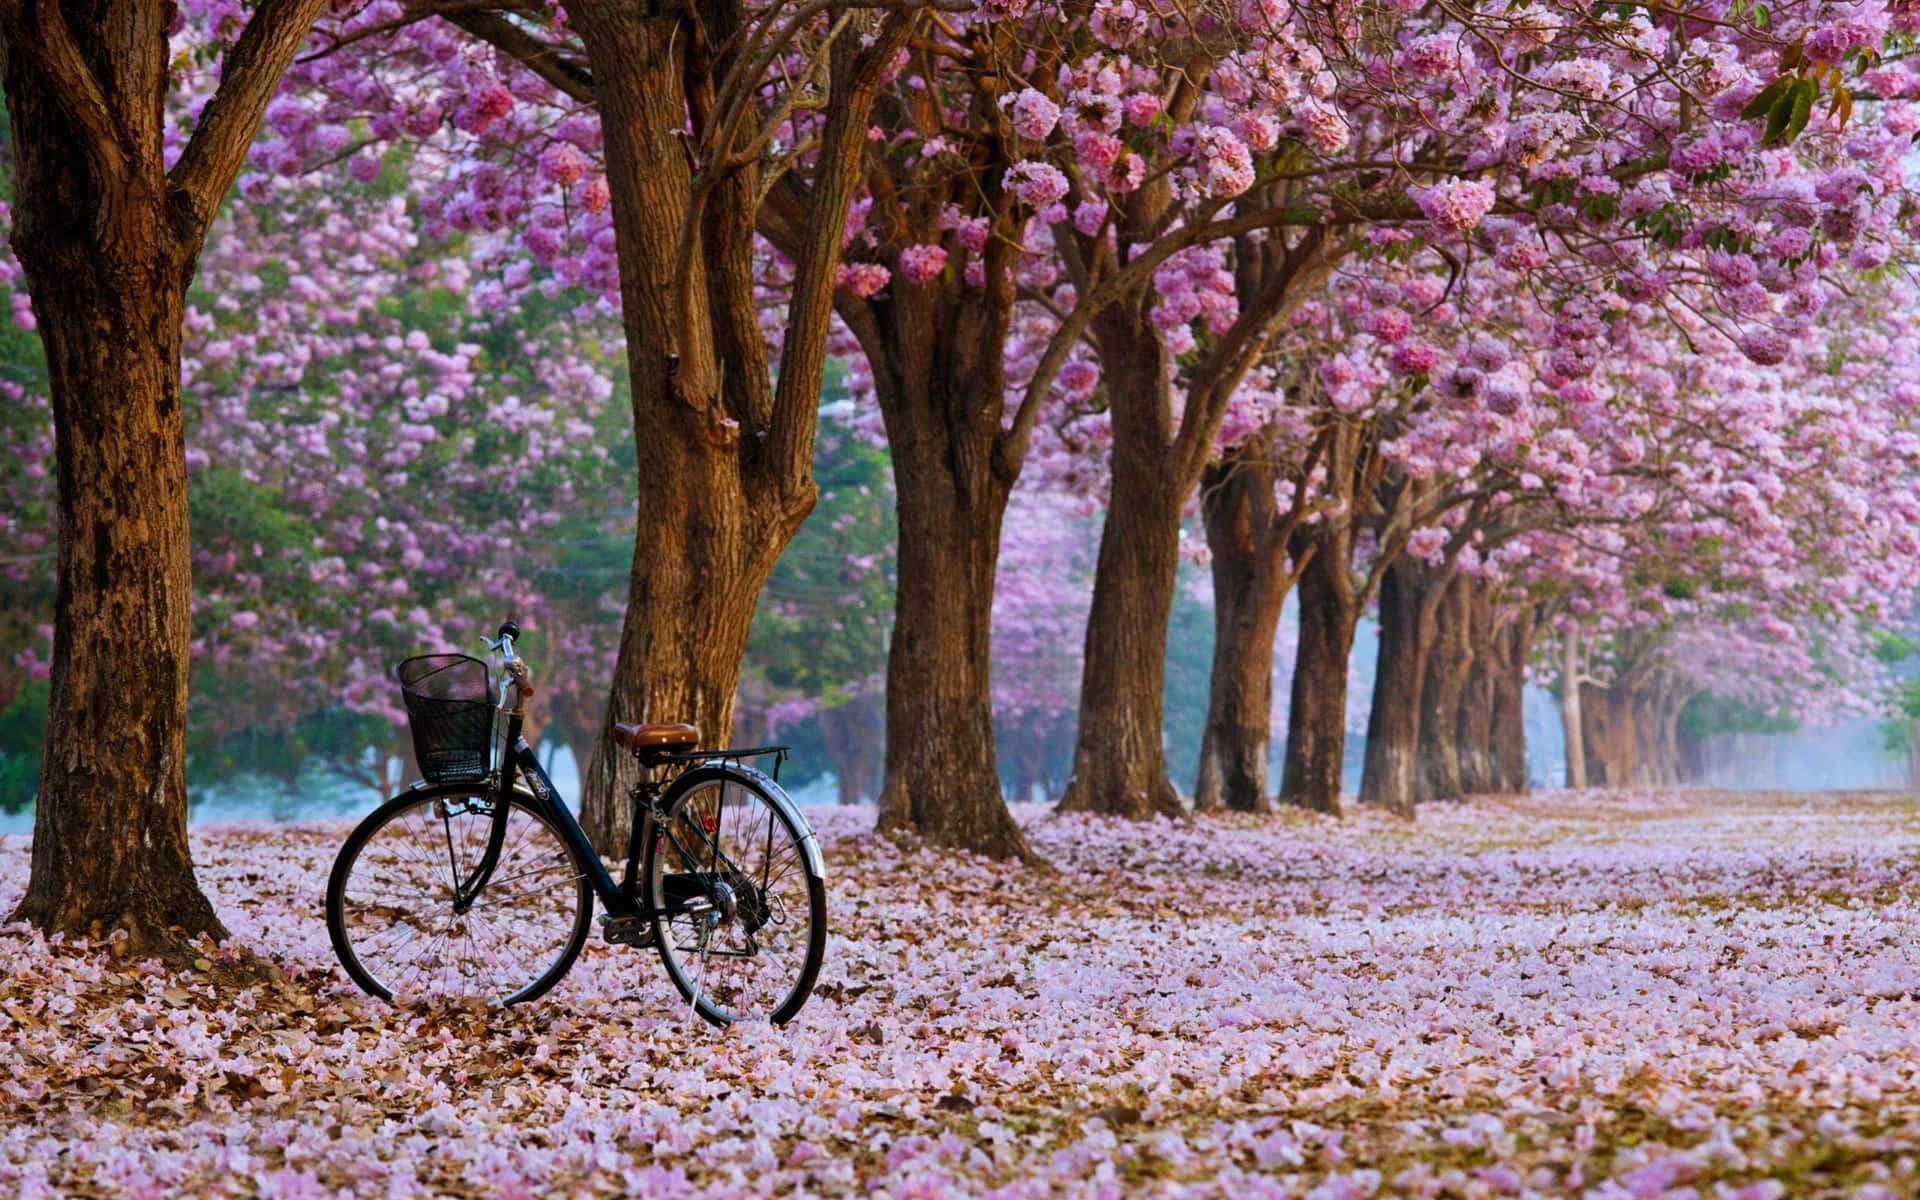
[1559,630,1588,790]
[1487,607,1534,793]
[877,451,1029,853]
[2,0,330,951]
[1278,543,1359,815]
[569,10,911,852]
[1580,680,1635,787]
[1359,557,1444,817]
[836,240,1033,860]
[831,232,1045,850]
[1454,581,1498,796]
[1058,309,1185,820]
[1415,573,1474,804]
[1194,434,1294,813]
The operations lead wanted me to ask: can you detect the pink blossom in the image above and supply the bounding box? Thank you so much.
[897,244,948,285]
[1003,88,1061,141]
[1005,160,1070,208]
[538,143,589,188]
[1191,125,1255,198]
[575,178,610,213]
[1412,178,1497,235]
[836,262,892,297]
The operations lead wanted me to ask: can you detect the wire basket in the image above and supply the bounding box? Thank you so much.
[397,654,496,784]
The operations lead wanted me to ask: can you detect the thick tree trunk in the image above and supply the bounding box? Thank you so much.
[1278,546,1358,815]
[1488,609,1534,793]
[1360,558,1441,817]
[878,442,1029,853]
[1194,436,1290,813]
[569,12,905,852]
[8,259,224,947]
[1059,319,1185,820]
[1415,574,1473,804]
[843,266,1032,859]
[1057,468,1185,817]
[580,433,798,849]
[1559,631,1587,790]
[2,0,329,951]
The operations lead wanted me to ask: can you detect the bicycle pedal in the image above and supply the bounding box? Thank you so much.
[599,914,654,947]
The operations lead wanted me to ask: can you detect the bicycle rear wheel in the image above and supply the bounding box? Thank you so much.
[644,766,826,1026]
[327,787,592,1005]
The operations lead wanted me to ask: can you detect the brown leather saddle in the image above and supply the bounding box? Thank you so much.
[611,721,700,762]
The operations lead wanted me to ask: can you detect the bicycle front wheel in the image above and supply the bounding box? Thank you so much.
[327,788,592,1005]
[645,766,826,1026]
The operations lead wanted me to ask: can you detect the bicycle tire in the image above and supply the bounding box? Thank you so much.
[327,786,593,1005]
[644,765,826,1026]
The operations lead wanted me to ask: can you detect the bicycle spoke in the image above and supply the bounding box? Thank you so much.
[331,794,589,1006]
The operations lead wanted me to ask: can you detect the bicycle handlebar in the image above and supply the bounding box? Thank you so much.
[486,620,533,706]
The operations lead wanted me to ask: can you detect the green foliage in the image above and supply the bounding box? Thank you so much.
[743,409,896,707]
[1874,628,1919,666]
[1677,691,1798,743]
[187,687,395,803]
[0,679,46,814]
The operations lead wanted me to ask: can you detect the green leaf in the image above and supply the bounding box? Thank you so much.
[1740,77,1791,121]
[1783,78,1818,143]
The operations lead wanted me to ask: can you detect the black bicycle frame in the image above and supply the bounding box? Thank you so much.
[452,703,769,925]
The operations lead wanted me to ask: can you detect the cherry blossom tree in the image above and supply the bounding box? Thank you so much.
[1,0,337,950]
[284,0,923,851]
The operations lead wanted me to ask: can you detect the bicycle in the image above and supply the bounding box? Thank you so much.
[325,622,826,1026]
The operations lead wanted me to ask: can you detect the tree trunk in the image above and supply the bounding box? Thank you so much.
[1278,544,1358,815]
[840,259,1033,860]
[1415,574,1474,804]
[1487,608,1534,793]
[1580,681,1634,787]
[1058,317,1185,820]
[878,442,1030,852]
[1360,557,1441,817]
[569,11,907,852]
[820,692,883,806]
[1454,581,1498,796]
[1559,630,1587,790]
[2,0,329,951]
[8,251,226,948]
[1194,436,1291,813]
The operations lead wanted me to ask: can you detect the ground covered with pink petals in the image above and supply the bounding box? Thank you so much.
[6,792,1920,1197]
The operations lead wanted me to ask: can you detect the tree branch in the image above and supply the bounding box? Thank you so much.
[167,0,335,249]
[436,9,596,103]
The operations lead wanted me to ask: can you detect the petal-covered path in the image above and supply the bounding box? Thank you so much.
[5,791,1920,1197]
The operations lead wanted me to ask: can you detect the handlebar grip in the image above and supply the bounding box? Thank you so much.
[497,620,520,642]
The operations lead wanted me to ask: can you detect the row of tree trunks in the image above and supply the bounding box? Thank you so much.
[1486,609,1535,794]
[1578,670,1692,788]
[1456,580,1499,797]
[1416,579,1535,801]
